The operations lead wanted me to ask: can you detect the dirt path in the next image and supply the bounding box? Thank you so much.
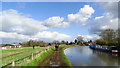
[37,47,63,67]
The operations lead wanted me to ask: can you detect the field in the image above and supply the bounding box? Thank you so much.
[1,45,82,67]
[1,46,48,67]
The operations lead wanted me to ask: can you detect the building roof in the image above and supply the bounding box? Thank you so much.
[1,44,20,47]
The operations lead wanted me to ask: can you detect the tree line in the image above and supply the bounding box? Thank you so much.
[94,29,119,46]
[21,40,51,47]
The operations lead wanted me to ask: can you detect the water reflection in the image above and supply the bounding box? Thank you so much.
[64,46,119,66]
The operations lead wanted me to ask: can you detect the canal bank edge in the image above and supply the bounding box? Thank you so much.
[60,45,80,67]
[59,46,72,67]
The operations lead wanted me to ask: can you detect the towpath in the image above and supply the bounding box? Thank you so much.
[37,47,63,68]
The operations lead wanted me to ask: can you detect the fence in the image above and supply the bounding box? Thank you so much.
[1,46,52,68]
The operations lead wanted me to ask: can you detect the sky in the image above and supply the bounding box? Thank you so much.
[2,0,120,2]
[0,2,118,44]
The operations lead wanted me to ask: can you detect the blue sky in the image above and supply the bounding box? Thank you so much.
[2,2,104,20]
[1,2,117,43]
[3,2,104,35]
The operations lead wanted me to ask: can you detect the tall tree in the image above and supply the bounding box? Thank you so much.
[65,41,69,45]
[74,39,77,44]
[77,36,83,44]
[99,29,116,46]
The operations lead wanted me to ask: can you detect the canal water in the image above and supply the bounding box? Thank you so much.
[64,46,120,66]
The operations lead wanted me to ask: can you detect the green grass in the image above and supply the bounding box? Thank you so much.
[59,44,82,68]
[2,47,45,57]
[60,47,72,67]
[21,48,55,68]
[1,47,48,67]
[21,45,79,67]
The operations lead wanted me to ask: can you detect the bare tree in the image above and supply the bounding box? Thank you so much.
[77,36,83,44]
[99,29,116,46]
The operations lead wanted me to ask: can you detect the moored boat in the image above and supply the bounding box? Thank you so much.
[89,44,118,54]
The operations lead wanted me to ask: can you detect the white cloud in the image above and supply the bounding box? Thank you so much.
[42,16,69,28]
[84,35,93,40]
[95,16,104,20]
[89,13,118,34]
[100,25,110,30]
[0,10,69,35]
[99,2,118,18]
[42,5,95,28]
[0,31,29,40]
[1,5,95,35]
[32,31,71,41]
[89,16,118,34]
[0,5,95,43]
[0,31,71,43]
[1,9,48,35]
[67,5,95,23]
[89,2,118,34]
[77,34,98,41]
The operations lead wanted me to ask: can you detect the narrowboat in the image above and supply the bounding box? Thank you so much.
[89,44,118,54]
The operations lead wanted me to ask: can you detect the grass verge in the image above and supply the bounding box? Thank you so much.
[60,47,72,67]
[59,45,80,68]
[21,48,55,68]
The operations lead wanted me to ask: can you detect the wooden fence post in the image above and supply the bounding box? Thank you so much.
[12,60,15,66]
[35,52,37,58]
[32,53,34,60]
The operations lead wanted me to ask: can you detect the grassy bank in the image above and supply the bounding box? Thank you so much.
[59,45,80,67]
[21,48,55,67]
[59,46,72,67]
